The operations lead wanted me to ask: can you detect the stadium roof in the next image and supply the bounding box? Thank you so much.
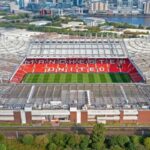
[0,83,149,110]
[27,38,128,58]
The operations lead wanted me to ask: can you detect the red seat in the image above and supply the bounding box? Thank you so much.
[67,64,77,72]
[10,58,144,83]
[97,64,109,72]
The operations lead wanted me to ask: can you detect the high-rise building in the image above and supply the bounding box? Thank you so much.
[29,0,39,3]
[138,0,144,9]
[24,0,30,7]
[73,0,83,6]
[18,0,25,8]
[117,0,122,10]
[89,0,108,14]
[144,0,150,14]
[128,0,133,9]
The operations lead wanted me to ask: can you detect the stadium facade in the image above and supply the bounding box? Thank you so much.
[0,83,150,124]
[0,38,150,124]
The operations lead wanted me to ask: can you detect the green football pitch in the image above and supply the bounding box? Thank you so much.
[22,73,132,83]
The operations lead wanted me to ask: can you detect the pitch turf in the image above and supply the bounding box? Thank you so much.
[22,73,132,83]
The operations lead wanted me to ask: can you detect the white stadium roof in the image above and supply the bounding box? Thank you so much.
[27,38,128,58]
[0,83,150,110]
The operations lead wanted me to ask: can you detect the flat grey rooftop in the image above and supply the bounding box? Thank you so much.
[27,38,128,58]
[0,83,149,110]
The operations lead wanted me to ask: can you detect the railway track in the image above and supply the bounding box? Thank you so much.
[0,126,150,138]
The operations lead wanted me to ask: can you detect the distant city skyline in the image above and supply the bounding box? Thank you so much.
[8,0,150,15]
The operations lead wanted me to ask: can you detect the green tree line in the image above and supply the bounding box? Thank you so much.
[0,124,150,150]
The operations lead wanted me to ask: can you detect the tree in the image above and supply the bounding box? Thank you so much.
[108,136,118,147]
[91,124,106,150]
[108,135,130,148]
[74,134,82,146]
[135,144,146,150]
[79,135,90,150]
[0,134,5,143]
[110,145,124,150]
[67,134,76,148]
[22,134,34,145]
[92,141,105,150]
[125,141,136,150]
[34,135,49,148]
[116,135,130,147]
[52,132,65,148]
[0,143,6,150]
[92,124,106,139]
[47,133,53,144]
[48,143,57,150]
[63,133,83,149]
[130,135,142,146]
[144,137,150,150]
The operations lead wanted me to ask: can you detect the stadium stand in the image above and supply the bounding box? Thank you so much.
[10,58,144,83]
[125,37,150,83]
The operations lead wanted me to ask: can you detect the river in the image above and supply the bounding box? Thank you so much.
[104,16,150,27]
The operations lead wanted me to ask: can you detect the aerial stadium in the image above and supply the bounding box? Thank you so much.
[0,29,150,124]
[10,38,144,83]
